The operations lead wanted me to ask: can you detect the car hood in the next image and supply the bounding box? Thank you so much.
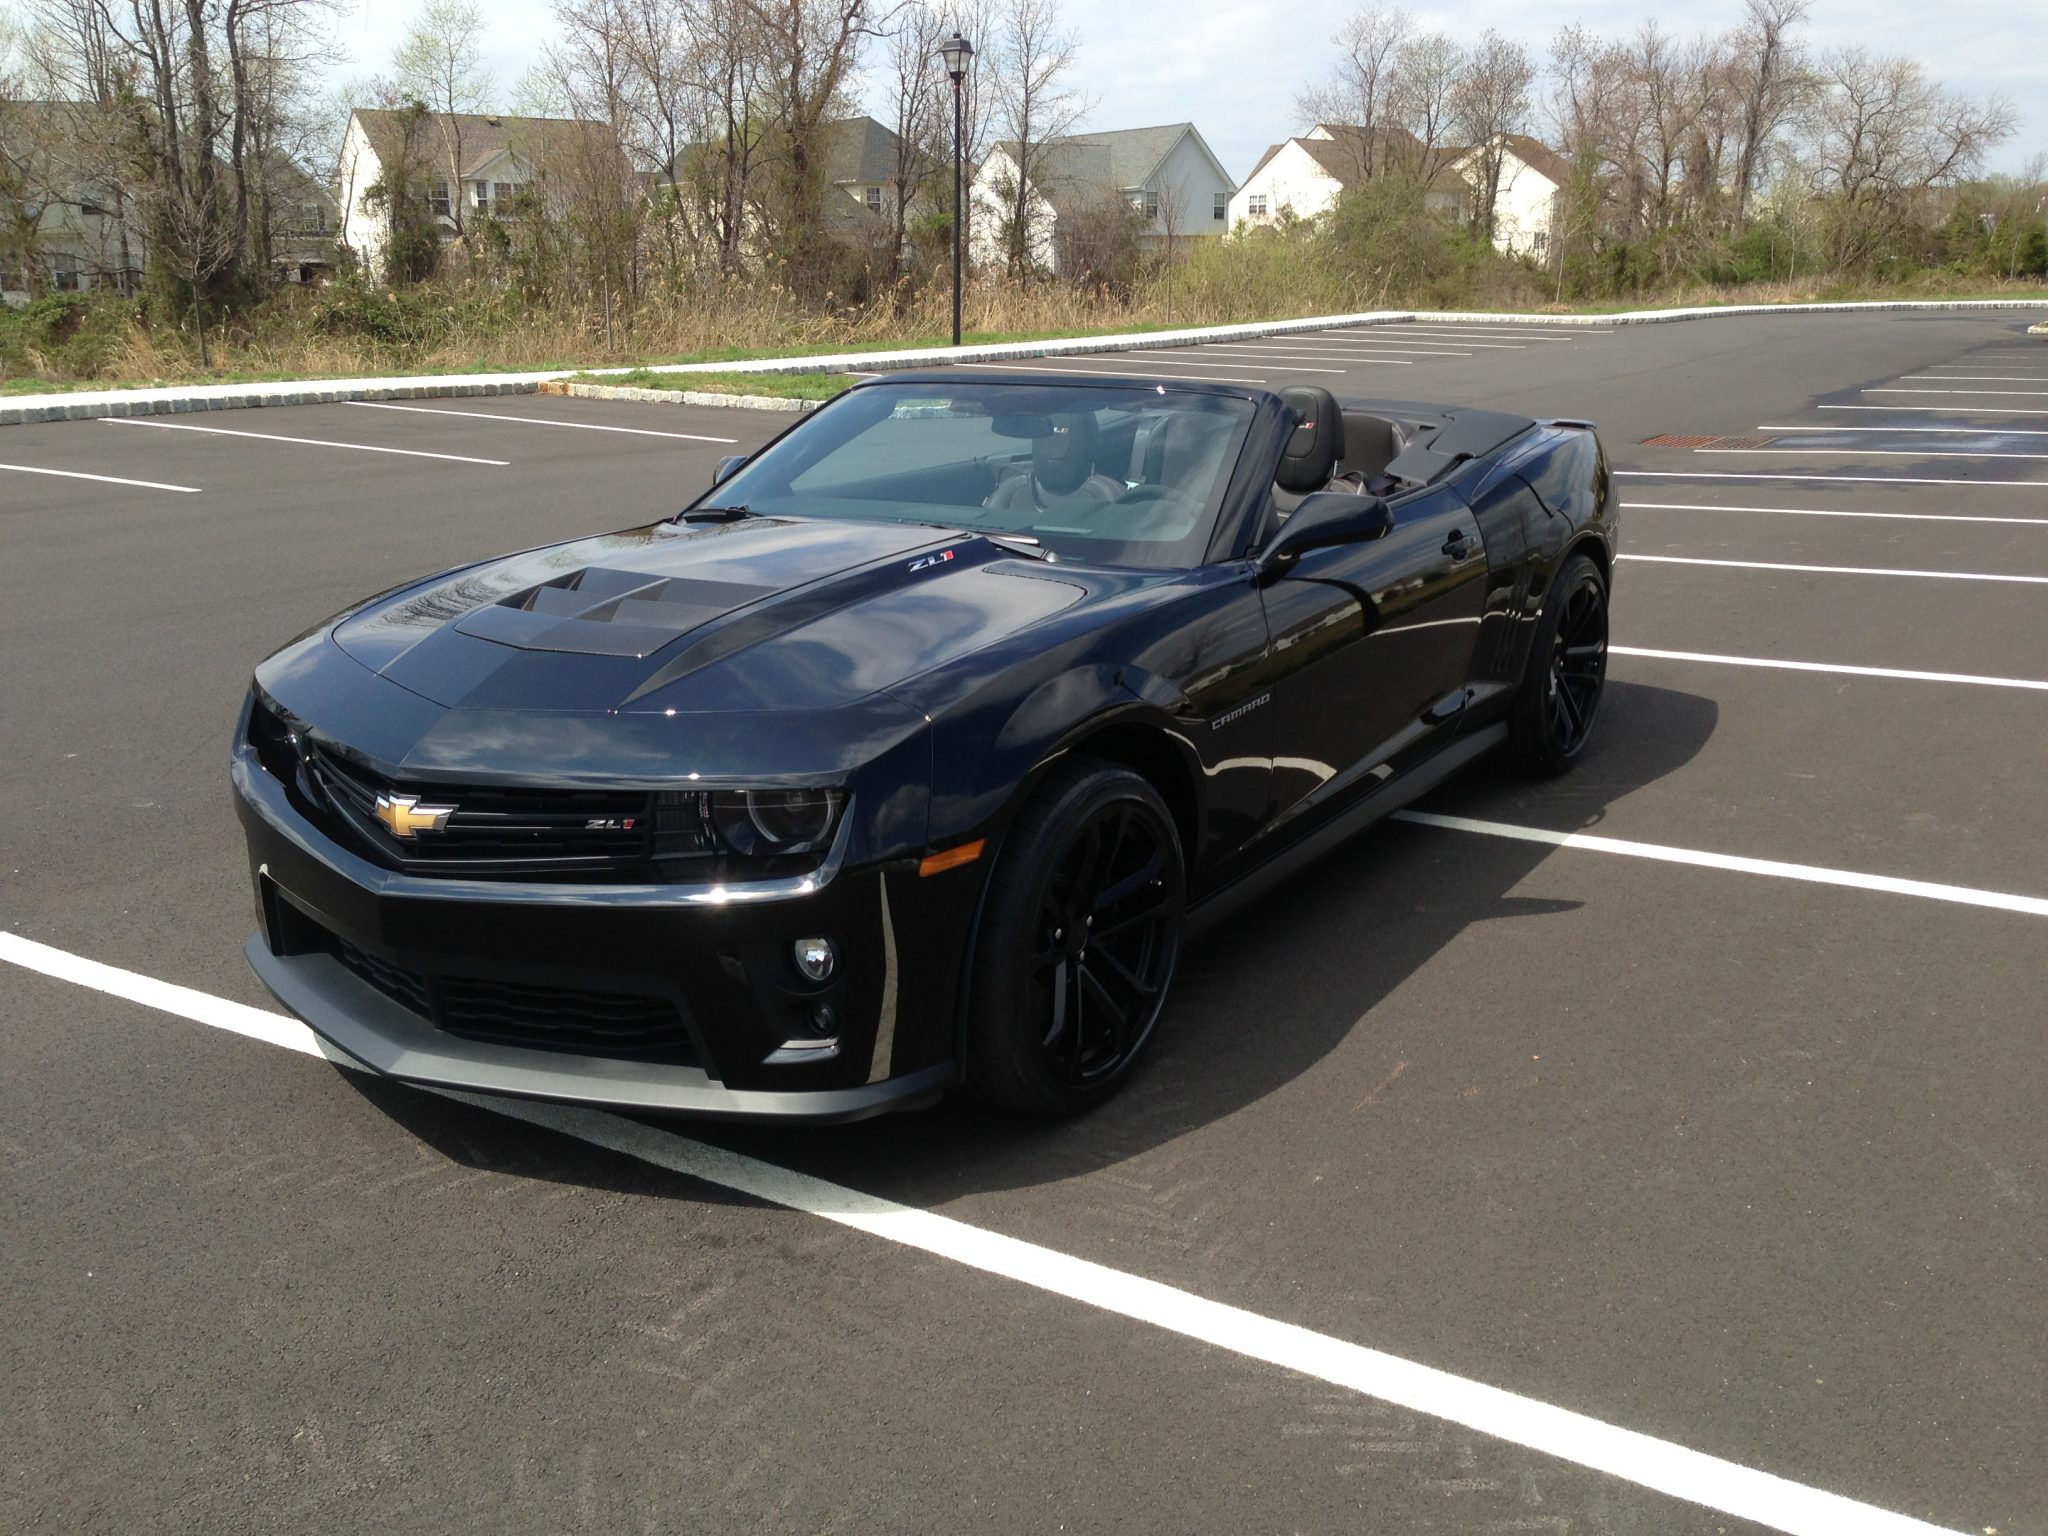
[323,515,1093,718]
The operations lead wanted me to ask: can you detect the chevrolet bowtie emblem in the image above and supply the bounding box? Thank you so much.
[373,792,457,839]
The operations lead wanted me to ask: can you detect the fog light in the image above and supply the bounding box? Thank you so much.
[793,937,836,983]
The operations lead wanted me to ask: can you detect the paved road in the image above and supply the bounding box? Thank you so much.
[4,313,2045,1535]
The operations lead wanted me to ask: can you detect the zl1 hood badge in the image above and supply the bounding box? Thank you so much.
[908,549,956,572]
[372,792,457,839]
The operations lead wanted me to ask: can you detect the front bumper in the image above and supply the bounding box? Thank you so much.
[233,741,965,1122]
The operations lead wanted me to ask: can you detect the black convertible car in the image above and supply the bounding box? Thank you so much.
[234,373,1615,1120]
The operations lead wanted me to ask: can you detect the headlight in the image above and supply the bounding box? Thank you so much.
[654,788,846,861]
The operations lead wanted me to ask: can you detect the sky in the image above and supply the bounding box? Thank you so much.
[329,0,2046,182]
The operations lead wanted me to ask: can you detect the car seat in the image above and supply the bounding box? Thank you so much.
[1272,385,1349,515]
[986,409,1124,519]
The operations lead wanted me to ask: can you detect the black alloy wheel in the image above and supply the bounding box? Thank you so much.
[967,761,1185,1116]
[1510,553,1609,776]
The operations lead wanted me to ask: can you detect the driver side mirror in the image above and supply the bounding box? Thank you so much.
[1256,491,1394,580]
[711,453,749,487]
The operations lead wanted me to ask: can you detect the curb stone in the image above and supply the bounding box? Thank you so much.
[537,380,821,412]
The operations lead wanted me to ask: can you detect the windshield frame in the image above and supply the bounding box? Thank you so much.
[689,376,1264,571]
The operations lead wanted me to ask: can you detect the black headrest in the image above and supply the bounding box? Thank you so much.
[1034,409,1101,495]
[1276,386,1345,493]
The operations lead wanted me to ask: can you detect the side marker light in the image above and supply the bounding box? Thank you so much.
[918,839,986,878]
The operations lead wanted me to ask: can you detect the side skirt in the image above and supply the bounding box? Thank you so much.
[1187,722,1508,936]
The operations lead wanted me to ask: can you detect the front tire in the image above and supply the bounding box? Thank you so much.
[966,760,1185,1117]
[1509,552,1609,776]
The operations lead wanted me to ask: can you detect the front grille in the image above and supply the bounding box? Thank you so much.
[324,929,697,1065]
[309,746,654,869]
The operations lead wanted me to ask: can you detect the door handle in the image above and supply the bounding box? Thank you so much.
[1442,528,1472,559]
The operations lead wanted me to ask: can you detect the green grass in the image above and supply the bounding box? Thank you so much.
[576,369,855,400]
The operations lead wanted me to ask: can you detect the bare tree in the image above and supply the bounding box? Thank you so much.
[988,0,1086,277]
[876,0,953,284]
[735,0,881,295]
[1726,0,1811,227]
[1388,30,1462,186]
[393,0,492,247]
[1807,48,2016,268]
[1449,29,1533,244]
[1296,6,1410,182]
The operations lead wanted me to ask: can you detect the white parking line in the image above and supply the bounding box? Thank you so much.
[1169,350,1415,366]
[1697,447,2048,461]
[1619,553,2048,585]
[1282,336,1522,351]
[1394,812,2048,919]
[1757,425,2048,437]
[1617,470,2048,488]
[1899,375,2048,382]
[1111,353,1350,375]
[1866,388,2048,397]
[1399,329,1577,341]
[347,400,739,444]
[0,927,1975,1536]
[981,362,1270,383]
[1203,343,1457,359]
[1610,644,2048,693]
[1821,404,2048,417]
[99,416,509,465]
[0,462,202,494]
[1625,500,2048,528]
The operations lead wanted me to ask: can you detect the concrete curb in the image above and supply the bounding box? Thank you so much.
[1408,298,2048,328]
[6,297,2046,426]
[538,380,822,412]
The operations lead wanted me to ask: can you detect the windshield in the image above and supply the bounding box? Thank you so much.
[702,380,1255,569]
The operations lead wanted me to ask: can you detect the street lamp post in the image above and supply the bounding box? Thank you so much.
[938,32,973,348]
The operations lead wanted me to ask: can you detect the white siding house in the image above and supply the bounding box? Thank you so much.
[1451,134,1572,256]
[970,123,1233,274]
[337,108,615,277]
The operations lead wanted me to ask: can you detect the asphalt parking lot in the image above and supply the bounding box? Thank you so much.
[4,311,2045,1534]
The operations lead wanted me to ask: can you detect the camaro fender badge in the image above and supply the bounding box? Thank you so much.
[1209,693,1271,731]
[908,549,956,572]
[372,792,457,839]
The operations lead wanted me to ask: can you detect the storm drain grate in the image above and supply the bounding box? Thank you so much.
[1640,432,1779,449]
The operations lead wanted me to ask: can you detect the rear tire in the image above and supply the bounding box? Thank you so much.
[965,760,1185,1117]
[1508,553,1609,777]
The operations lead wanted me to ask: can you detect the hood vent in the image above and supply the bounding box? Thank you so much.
[455,566,778,658]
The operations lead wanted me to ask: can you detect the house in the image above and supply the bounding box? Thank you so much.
[254,153,340,285]
[970,123,1233,275]
[336,107,618,277]
[815,115,946,242]
[0,99,146,303]
[1229,123,1460,229]
[1449,133,1572,257]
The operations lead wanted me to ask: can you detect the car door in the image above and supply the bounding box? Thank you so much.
[1256,484,1487,822]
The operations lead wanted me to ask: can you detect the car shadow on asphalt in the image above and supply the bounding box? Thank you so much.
[344,678,1717,1207]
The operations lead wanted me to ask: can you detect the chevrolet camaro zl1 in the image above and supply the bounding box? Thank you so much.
[233,373,1615,1120]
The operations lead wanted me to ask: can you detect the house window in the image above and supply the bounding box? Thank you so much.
[1531,229,1547,253]
[49,252,81,291]
[1248,194,1268,218]
[300,203,327,234]
[1144,191,1159,220]
[472,179,492,217]
[1214,192,1226,221]
[865,185,882,212]
[428,182,451,218]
